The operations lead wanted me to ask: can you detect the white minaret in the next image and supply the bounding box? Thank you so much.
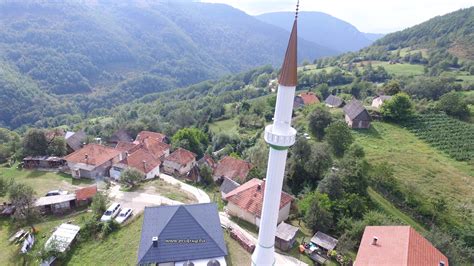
[251,7,299,266]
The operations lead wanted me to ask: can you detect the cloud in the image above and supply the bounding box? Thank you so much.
[201,0,473,33]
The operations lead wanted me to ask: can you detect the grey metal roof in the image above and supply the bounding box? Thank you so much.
[35,194,76,207]
[343,100,371,121]
[66,130,86,151]
[324,95,344,107]
[137,203,227,264]
[311,231,338,251]
[219,177,240,195]
[275,222,299,242]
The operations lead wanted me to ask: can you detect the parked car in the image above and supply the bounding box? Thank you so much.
[100,203,121,222]
[115,208,133,224]
[45,190,68,197]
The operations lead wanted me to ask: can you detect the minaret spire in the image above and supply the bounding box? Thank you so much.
[251,1,300,265]
[279,1,298,87]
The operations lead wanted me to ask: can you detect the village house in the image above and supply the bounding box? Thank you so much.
[139,137,170,160]
[197,154,216,170]
[110,148,161,180]
[343,100,372,129]
[137,203,227,266]
[219,177,240,198]
[371,95,392,108]
[213,156,253,184]
[324,95,344,108]
[294,91,320,109]
[65,130,86,153]
[64,144,122,179]
[162,148,196,176]
[135,130,168,144]
[275,222,299,251]
[354,226,449,266]
[224,178,293,227]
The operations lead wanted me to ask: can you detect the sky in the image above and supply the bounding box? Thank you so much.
[200,0,473,33]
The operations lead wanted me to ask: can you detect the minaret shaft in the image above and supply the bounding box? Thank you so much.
[251,15,298,263]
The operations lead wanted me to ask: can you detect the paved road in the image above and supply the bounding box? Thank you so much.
[159,173,210,203]
[107,177,306,266]
[108,184,182,213]
[219,212,308,266]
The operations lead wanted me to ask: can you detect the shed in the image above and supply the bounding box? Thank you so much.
[22,156,66,169]
[324,95,344,108]
[311,231,338,251]
[343,100,371,129]
[275,222,299,251]
[75,185,97,206]
[45,223,81,252]
[35,194,76,214]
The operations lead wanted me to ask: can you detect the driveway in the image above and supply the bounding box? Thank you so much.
[108,184,182,213]
[159,173,210,203]
[220,212,308,266]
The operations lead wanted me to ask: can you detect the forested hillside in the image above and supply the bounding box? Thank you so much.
[257,11,381,52]
[0,0,337,128]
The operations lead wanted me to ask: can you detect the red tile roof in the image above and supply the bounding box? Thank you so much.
[198,154,216,169]
[75,185,97,201]
[136,131,167,143]
[140,138,170,158]
[64,144,121,166]
[214,156,253,183]
[224,178,294,218]
[121,148,161,174]
[298,92,320,105]
[115,141,140,153]
[354,226,448,266]
[164,148,196,166]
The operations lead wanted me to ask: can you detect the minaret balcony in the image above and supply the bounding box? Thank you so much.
[264,124,297,149]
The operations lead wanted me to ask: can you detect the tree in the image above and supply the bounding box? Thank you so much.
[0,175,13,197]
[317,83,330,100]
[380,92,414,122]
[172,128,209,157]
[325,121,354,157]
[91,191,109,218]
[317,172,343,200]
[308,105,332,140]
[47,136,67,156]
[22,128,48,156]
[383,79,401,95]
[305,193,334,233]
[120,168,143,188]
[9,182,40,230]
[199,165,213,186]
[303,143,333,188]
[437,91,470,120]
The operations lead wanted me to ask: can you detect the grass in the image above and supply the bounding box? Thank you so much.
[353,122,474,226]
[372,61,425,76]
[224,231,252,266]
[0,211,91,266]
[209,118,239,136]
[368,187,427,234]
[66,214,143,265]
[141,179,198,204]
[0,164,93,202]
[229,217,258,238]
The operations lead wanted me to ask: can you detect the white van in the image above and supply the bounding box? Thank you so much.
[100,203,121,222]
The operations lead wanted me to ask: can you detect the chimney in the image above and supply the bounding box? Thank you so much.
[85,154,89,164]
[125,151,129,158]
[143,160,147,170]
[372,236,378,245]
[257,184,262,191]
[152,236,158,247]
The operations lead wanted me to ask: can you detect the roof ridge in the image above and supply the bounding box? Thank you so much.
[180,206,227,255]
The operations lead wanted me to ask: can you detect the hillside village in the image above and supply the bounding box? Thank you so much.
[0,2,473,266]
